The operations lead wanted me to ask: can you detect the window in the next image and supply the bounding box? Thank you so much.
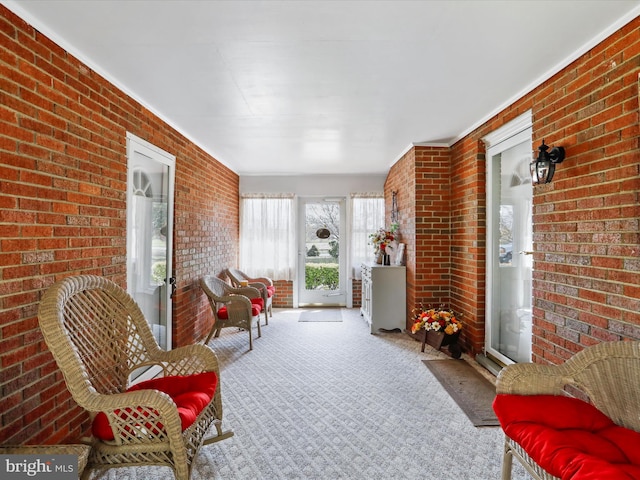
[349,194,384,278]
[239,194,295,280]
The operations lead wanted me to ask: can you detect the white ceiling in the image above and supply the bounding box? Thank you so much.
[4,1,639,176]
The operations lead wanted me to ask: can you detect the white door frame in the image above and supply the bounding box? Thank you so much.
[297,196,347,306]
[483,111,533,366]
[126,132,175,382]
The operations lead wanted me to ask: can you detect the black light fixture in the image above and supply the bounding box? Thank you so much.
[391,191,398,224]
[530,140,565,184]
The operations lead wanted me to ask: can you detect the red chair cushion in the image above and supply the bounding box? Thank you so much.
[217,303,261,319]
[92,371,218,441]
[250,297,264,310]
[266,286,275,297]
[493,394,640,479]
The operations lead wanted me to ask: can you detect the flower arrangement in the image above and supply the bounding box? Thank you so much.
[369,223,399,254]
[411,305,463,336]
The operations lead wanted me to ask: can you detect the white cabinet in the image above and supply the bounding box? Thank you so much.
[360,263,406,334]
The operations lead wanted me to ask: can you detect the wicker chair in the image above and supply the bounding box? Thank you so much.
[495,341,640,480]
[226,268,274,324]
[200,275,263,350]
[37,275,233,480]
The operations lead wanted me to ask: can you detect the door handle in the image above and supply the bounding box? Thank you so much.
[168,276,177,298]
[519,251,534,255]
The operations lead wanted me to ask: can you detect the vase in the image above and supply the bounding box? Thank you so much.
[421,330,462,358]
[376,251,383,264]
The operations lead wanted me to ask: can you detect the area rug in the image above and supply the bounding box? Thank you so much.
[422,359,500,427]
[298,308,343,322]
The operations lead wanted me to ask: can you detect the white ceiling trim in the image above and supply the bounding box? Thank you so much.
[448,5,640,148]
[4,1,639,177]
[1,0,236,172]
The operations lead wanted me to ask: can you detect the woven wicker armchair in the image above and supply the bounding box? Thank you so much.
[200,275,263,350]
[226,268,274,324]
[37,275,233,480]
[495,341,640,480]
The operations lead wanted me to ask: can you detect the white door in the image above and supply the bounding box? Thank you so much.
[126,133,175,380]
[485,113,533,365]
[298,198,347,306]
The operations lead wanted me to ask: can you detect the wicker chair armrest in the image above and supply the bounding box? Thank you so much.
[496,363,571,395]
[248,276,273,286]
[149,343,220,377]
[247,281,267,292]
[85,389,183,444]
[225,286,261,300]
[223,294,252,313]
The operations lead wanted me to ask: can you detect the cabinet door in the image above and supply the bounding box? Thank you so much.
[369,266,406,333]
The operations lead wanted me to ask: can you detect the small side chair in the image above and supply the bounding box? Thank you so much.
[200,275,263,350]
[226,267,274,324]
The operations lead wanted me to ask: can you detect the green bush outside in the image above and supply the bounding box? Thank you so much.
[152,261,167,285]
[305,263,339,290]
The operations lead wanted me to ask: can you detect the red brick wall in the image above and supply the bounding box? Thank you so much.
[273,279,293,308]
[414,146,453,307]
[386,16,639,361]
[351,278,362,307]
[527,19,640,363]
[0,6,238,444]
[385,148,416,329]
[448,139,488,356]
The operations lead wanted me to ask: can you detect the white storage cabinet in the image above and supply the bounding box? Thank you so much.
[360,263,406,334]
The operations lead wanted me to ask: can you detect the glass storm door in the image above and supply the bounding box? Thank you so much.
[126,133,175,380]
[485,117,533,365]
[298,198,347,306]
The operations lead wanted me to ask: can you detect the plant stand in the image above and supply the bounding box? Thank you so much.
[421,330,462,359]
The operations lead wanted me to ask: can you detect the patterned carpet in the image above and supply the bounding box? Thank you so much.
[89,308,527,480]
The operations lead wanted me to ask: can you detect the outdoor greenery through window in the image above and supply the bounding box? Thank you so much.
[239,193,384,288]
[303,202,340,290]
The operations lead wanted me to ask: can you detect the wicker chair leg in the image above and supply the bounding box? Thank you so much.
[203,422,235,445]
[502,438,513,480]
[248,326,253,350]
[204,327,214,344]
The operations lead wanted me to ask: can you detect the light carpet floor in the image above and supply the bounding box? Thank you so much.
[88,308,528,480]
[298,308,343,322]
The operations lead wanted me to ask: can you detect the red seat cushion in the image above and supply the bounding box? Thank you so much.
[92,371,218,441]
[217,303,261,319]
[266,286,275,297]
[250,297,264,310]
[493,394,640,480]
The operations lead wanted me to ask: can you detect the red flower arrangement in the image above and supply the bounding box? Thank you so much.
[369,223,398,254]
[411,305,463,335]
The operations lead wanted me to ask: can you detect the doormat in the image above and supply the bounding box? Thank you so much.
[298,309,343,322]
[422,359,500,427]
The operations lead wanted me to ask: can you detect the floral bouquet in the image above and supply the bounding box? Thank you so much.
[369,223,399,254]
[411,305,462,336]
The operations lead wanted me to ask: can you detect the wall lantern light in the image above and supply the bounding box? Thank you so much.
[530,140,565,184]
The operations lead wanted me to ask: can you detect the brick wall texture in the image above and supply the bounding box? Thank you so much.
[0,6,239,444]
[1,5,638,446]
[386,16,639,362]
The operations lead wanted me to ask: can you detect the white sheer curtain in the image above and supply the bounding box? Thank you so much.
[239,194,296,280]
[350,194,385,279]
